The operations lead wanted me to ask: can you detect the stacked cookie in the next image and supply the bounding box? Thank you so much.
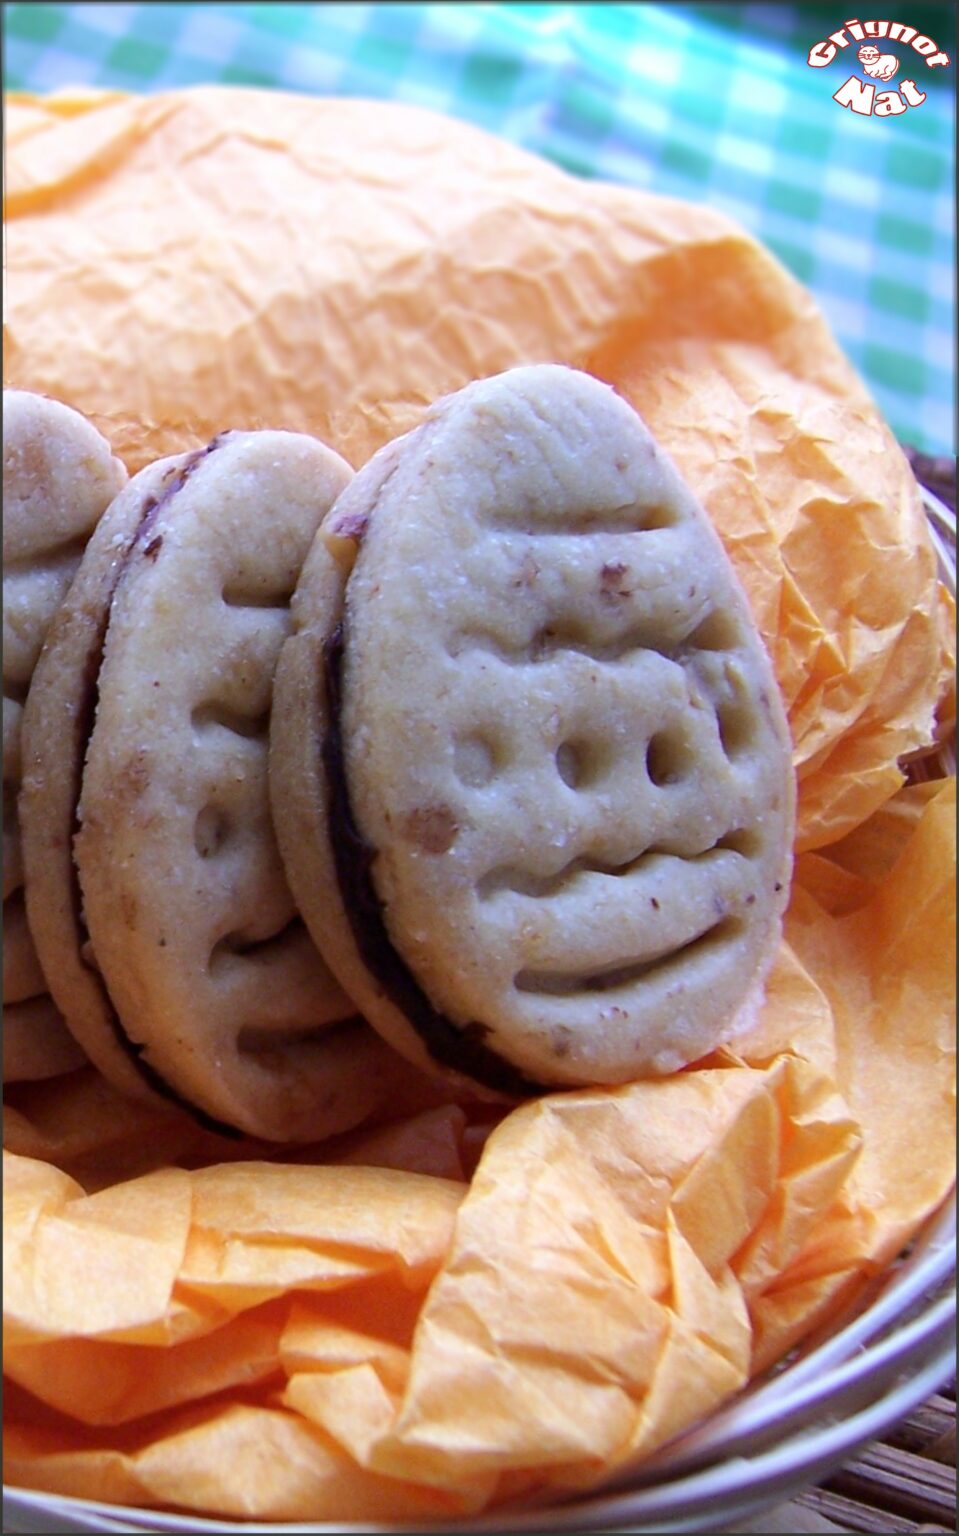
[3,393,126,1085]
[4,367,795,1140]
[272,366,795,1093]
[12,420,407,1142]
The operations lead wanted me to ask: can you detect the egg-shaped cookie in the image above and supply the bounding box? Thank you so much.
[271,366,795,1094]
[24,428,406,1141]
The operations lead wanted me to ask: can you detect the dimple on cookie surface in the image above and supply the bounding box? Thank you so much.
[70,430,388,1141]
[311,366,795,1088]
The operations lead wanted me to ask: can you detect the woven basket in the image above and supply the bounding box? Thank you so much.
[3,488,956,1536]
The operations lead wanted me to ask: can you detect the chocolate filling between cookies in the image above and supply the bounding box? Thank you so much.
[322,623,544,1099]
[70,436,244,1139]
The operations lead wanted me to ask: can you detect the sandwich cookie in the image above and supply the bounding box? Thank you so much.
[24,429,398,1141]
[3,389,126,1081]
[271,365,795,1094]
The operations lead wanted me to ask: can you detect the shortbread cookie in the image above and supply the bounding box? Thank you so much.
[3,390,126,1037]
[22,455,202,1108]
[25,428,397,1142]
[3,997,87,1083]
[271,366,795,1093]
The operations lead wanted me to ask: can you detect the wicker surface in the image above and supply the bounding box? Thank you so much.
[744,1382,956,1533]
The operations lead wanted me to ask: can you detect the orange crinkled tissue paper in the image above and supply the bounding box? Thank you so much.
[2,87,955,1524]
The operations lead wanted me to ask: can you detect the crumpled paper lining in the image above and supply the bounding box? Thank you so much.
[4,781,954,1522]
[4,86,953,854]
[2,87,956,1524]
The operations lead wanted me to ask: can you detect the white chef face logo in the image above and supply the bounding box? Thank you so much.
[807,17,950,116]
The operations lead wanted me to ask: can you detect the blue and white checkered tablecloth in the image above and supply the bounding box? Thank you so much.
[3,2,955,453]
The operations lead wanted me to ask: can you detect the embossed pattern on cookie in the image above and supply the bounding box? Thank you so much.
[64,430,398,1141]
[22,451,218,1110]
[272,366,795,1092]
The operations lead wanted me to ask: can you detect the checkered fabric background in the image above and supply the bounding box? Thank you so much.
[3,2,955,453]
